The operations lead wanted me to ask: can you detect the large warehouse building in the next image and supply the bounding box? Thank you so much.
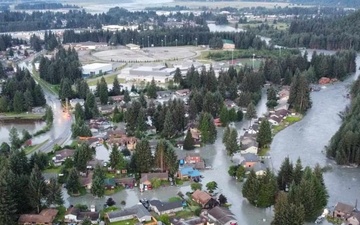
[118,65,177,83]
[82,63,113,77]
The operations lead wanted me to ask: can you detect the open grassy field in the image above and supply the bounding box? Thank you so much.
[0,112,44,120]
[86,73,126,86]
[24,139,49,155]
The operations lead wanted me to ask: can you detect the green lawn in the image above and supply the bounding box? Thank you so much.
[0,112,44,120]
[24,139,49,155]
[86,73,125,86]
[272,115,303,135]
[175,209,196,219]
[168,197,182,202]
[31,69,59,95]
[258,147,270,156]
[110,219,137,225]
[43,166,62,173]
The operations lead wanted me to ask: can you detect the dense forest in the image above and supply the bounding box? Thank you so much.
[270,9,360,50]
[327,77,360,165]
[62,27,266,50]
[0,34,26,51]
[0,68,46,113]
[0,7,214,32]
[14,3,79,10]
[39,47,82,85]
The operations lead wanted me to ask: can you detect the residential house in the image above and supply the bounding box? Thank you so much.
[185,153,202,164]
[268,116,282,126]
[70,98,85,108]
[52,149,75,166]
[347,212,360,225]
[189,128,201,147]
[65,206,100,224]
[106,204,153,223]
[240,137,258,155]
[274,109,289,119]
[192,190,219,209]
[80,172,93,190]
[107,135,137,151]
[240,153,259,168]
[110,95,124,103]
[107,130,126,138]
[78,137,99,147]
[149,199,184,215]
[176,89,191,96]
[170,217,214,225]
[333,202,355,219]
[18,209,58,225]
[251,162,267,176]
[87,159,104,170]
[178,167,201,180]
[157,91,173,98]
[278,86,290,101]
[104,178,116,189]
[203,206,237,225]
[140,172,169,187]
[115,177,135,188]
[224,99,236,109]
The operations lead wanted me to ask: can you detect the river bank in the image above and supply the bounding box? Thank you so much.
[0,112,44,122]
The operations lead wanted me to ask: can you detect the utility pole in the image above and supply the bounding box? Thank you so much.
[165,35,167,47]
[147,36,149,48]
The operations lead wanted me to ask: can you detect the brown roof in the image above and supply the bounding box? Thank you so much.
[65,207,80,216]
[207,206,236,225]
[18,209,58,224]
[140,172,168,183]
[192,190,212,205]
[115,177,135,185]
[334,202,354,214]
[186,152,200,158]
[56,149,75,160]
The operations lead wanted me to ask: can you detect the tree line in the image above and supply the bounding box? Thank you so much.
[39,46,82,85]
[0,149,63,224]
[14,2,79,10]
[243,0,360,8]
[327,76,360,165]
[0,34,25,51]
[271,10,360,51]
[242,157,328,224]
[62,27,266,50]
[0,68,46,113]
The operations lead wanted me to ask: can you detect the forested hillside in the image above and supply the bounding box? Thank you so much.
[243,0,360,8]
[272,9,360,50]
[327,78,360,165]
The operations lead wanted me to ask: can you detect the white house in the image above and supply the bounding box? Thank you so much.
[268,116,282,126]
[70,98,85,108]
[240,137,258,155]
[106,204,152,223]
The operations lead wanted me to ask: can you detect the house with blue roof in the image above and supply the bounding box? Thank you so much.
[178,167,201,180]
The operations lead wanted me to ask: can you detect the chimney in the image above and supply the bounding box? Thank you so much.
[90,205,95,212]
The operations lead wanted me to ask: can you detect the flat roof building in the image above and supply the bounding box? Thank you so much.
[82,63,112,77]
[126,43,141,50]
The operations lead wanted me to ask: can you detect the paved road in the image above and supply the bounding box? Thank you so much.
[18,57,73,155]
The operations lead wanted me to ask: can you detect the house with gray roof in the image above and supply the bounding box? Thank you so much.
[240,137,258,155]
[106,204,152,223]
[149,200,184,215]
[204,206,237,225]
[251,162,267,176]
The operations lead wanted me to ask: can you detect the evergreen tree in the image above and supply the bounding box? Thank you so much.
[98,77,109,105]
[199,112,217,144]
[277,157,293,191]
[257,169,278,208]
[81,217,93,225]
[46,177,64,206]
[183,129,195,150]
[162,110,175,139]
[66,168,81,195]
[112,77,121,96]
[139,93,147,108]
[147,78,157,99]
[28,164,47,213]
[225,128,238,156]
[174,68,182,84]
[256,120,272,148]
[288,73,312,113]
[271,192,305,225]
[188,99,197,121]
[242,170,259,206]
[245,102,257,126]
[9,127,21,149]
[133,140,153,173]
[109,144,126,170]
[13,91,24,113]
[91,165,105,198]
[0,168,17,225]
[222,126,231,144]
[219,105,229,126]
[123,89,131,103]
[293,158,303,185]
[74,103,85,122]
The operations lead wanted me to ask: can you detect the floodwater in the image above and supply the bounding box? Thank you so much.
[0,122,46,144]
